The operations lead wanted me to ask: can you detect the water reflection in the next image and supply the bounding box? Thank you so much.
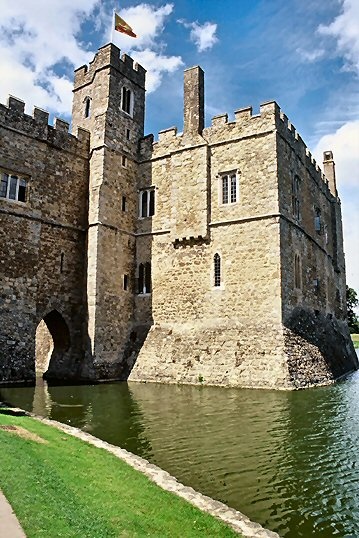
[2,373,359,537]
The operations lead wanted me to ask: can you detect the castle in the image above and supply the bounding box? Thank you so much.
[0,43,357,389]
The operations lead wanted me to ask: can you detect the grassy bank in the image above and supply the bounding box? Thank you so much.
[352,334,359,349]
[0,412,239,537]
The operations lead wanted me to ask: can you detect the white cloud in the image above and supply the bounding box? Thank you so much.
[314,120,359,187]
[314,120,359,293]
[130,49,183,93]
[114,4,173,49]
[0,0,98,115]
[112,3,183,93]
[0,1,183,116]
[296,47,325,63]
[178,20,218,52]
[318,0,359,74]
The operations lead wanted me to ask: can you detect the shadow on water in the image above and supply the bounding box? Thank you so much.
[2,369,359,538]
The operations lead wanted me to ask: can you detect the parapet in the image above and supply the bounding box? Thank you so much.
[278,109,331,194]
[74,43,146,90]
[0,96,90,155]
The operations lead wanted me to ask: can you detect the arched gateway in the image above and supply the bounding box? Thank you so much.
[35,310,70,379]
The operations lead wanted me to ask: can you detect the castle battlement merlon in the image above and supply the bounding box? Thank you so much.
[278,109,336,197]
[0,96,90,154]
[74,43,146,90]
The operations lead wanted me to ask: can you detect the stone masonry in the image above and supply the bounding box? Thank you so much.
[0,43,357,388]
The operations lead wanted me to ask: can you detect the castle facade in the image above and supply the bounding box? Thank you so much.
[0,43,357,389]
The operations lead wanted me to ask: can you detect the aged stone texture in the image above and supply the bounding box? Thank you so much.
[0,43,357,387]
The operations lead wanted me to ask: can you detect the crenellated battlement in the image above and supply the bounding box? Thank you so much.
[278,109,330,192]
[0,95,90,154]
[74,43,146,90]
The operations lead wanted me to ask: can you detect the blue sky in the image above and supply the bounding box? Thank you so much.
[1,0,358,296]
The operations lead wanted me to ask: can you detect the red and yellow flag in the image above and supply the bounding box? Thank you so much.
[115,13,137,38]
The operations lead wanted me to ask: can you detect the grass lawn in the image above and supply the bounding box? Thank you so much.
[352,334,359,349]
[0,412,239,537]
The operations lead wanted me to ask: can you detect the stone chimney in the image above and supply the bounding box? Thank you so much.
[323,151,338,197]
[183,66,204,137]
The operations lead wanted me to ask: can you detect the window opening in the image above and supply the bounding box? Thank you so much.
[138,263,151,294]
[292,175,300,220]
[139,189,155,217]
[314,207,321,232]
[121,87,133,116]
[0,171,27,203]
[84,97,91,118]
[122,196,126,212]
[214,253,221,287]
[220,173,238,204]
[126,128,131,140]
[123,274,128,291]
[122,155,127,167]
[294,254,301,289]
[60,253,64,274]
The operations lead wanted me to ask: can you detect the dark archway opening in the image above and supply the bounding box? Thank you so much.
[35,310,70,379]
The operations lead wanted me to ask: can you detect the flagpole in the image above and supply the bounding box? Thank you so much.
[110,8,115,43]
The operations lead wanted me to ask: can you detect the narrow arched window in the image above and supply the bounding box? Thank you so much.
[294,254,301,289]
[292,175,300,220]
[145,262,151,294]
[138,263,151,294]
[121,87,133,116]
[141,190,148,217]
[214,253,221,287]
[138,263,145,294]
[84,97,91,118]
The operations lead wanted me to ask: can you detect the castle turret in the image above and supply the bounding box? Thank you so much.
[323,151,338,197]
[72,43,146,379]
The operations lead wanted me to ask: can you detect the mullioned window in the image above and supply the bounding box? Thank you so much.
[0,170,27,203]
[219,172,239,205]
[139,188,155,218]
[138,262,151,294]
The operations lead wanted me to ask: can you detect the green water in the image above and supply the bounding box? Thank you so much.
[2,372,359,537]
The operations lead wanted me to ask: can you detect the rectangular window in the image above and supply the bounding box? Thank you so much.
[0,170,27,203]
[230,175,237,203]
[126,128,131,140]
[138,263,151,294]
[122,196,126,212]
[123,274,128,291]
[0,173,8,198]
[139,188,155,218]
[314,208,321,233]
[292,175,300,220]
[122,155,127,167]
[18,179,26,202]
[9,176,17,199]
[222,177,228,204]
[220,172,238,205]
[121,87,133,116]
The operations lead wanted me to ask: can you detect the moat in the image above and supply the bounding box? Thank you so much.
[2,368,359,538]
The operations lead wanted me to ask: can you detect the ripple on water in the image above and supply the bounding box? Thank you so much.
[2,372,359,536]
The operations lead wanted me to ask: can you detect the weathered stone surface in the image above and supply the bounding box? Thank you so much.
[0,43,357,387]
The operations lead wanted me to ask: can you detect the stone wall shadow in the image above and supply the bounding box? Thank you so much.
[284,307,358,387]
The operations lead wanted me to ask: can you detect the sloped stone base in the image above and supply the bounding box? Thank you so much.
[128,314,358,390]
[128,322,290,389]
[284,307,358,389]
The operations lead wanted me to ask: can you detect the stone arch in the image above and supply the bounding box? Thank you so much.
[35,310,71,378]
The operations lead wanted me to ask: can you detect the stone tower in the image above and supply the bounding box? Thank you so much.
[72,43,146,379]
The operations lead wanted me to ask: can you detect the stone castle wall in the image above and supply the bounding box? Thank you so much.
[0,96,89,383]
[0,44,356,388]
[130,101,290,388]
